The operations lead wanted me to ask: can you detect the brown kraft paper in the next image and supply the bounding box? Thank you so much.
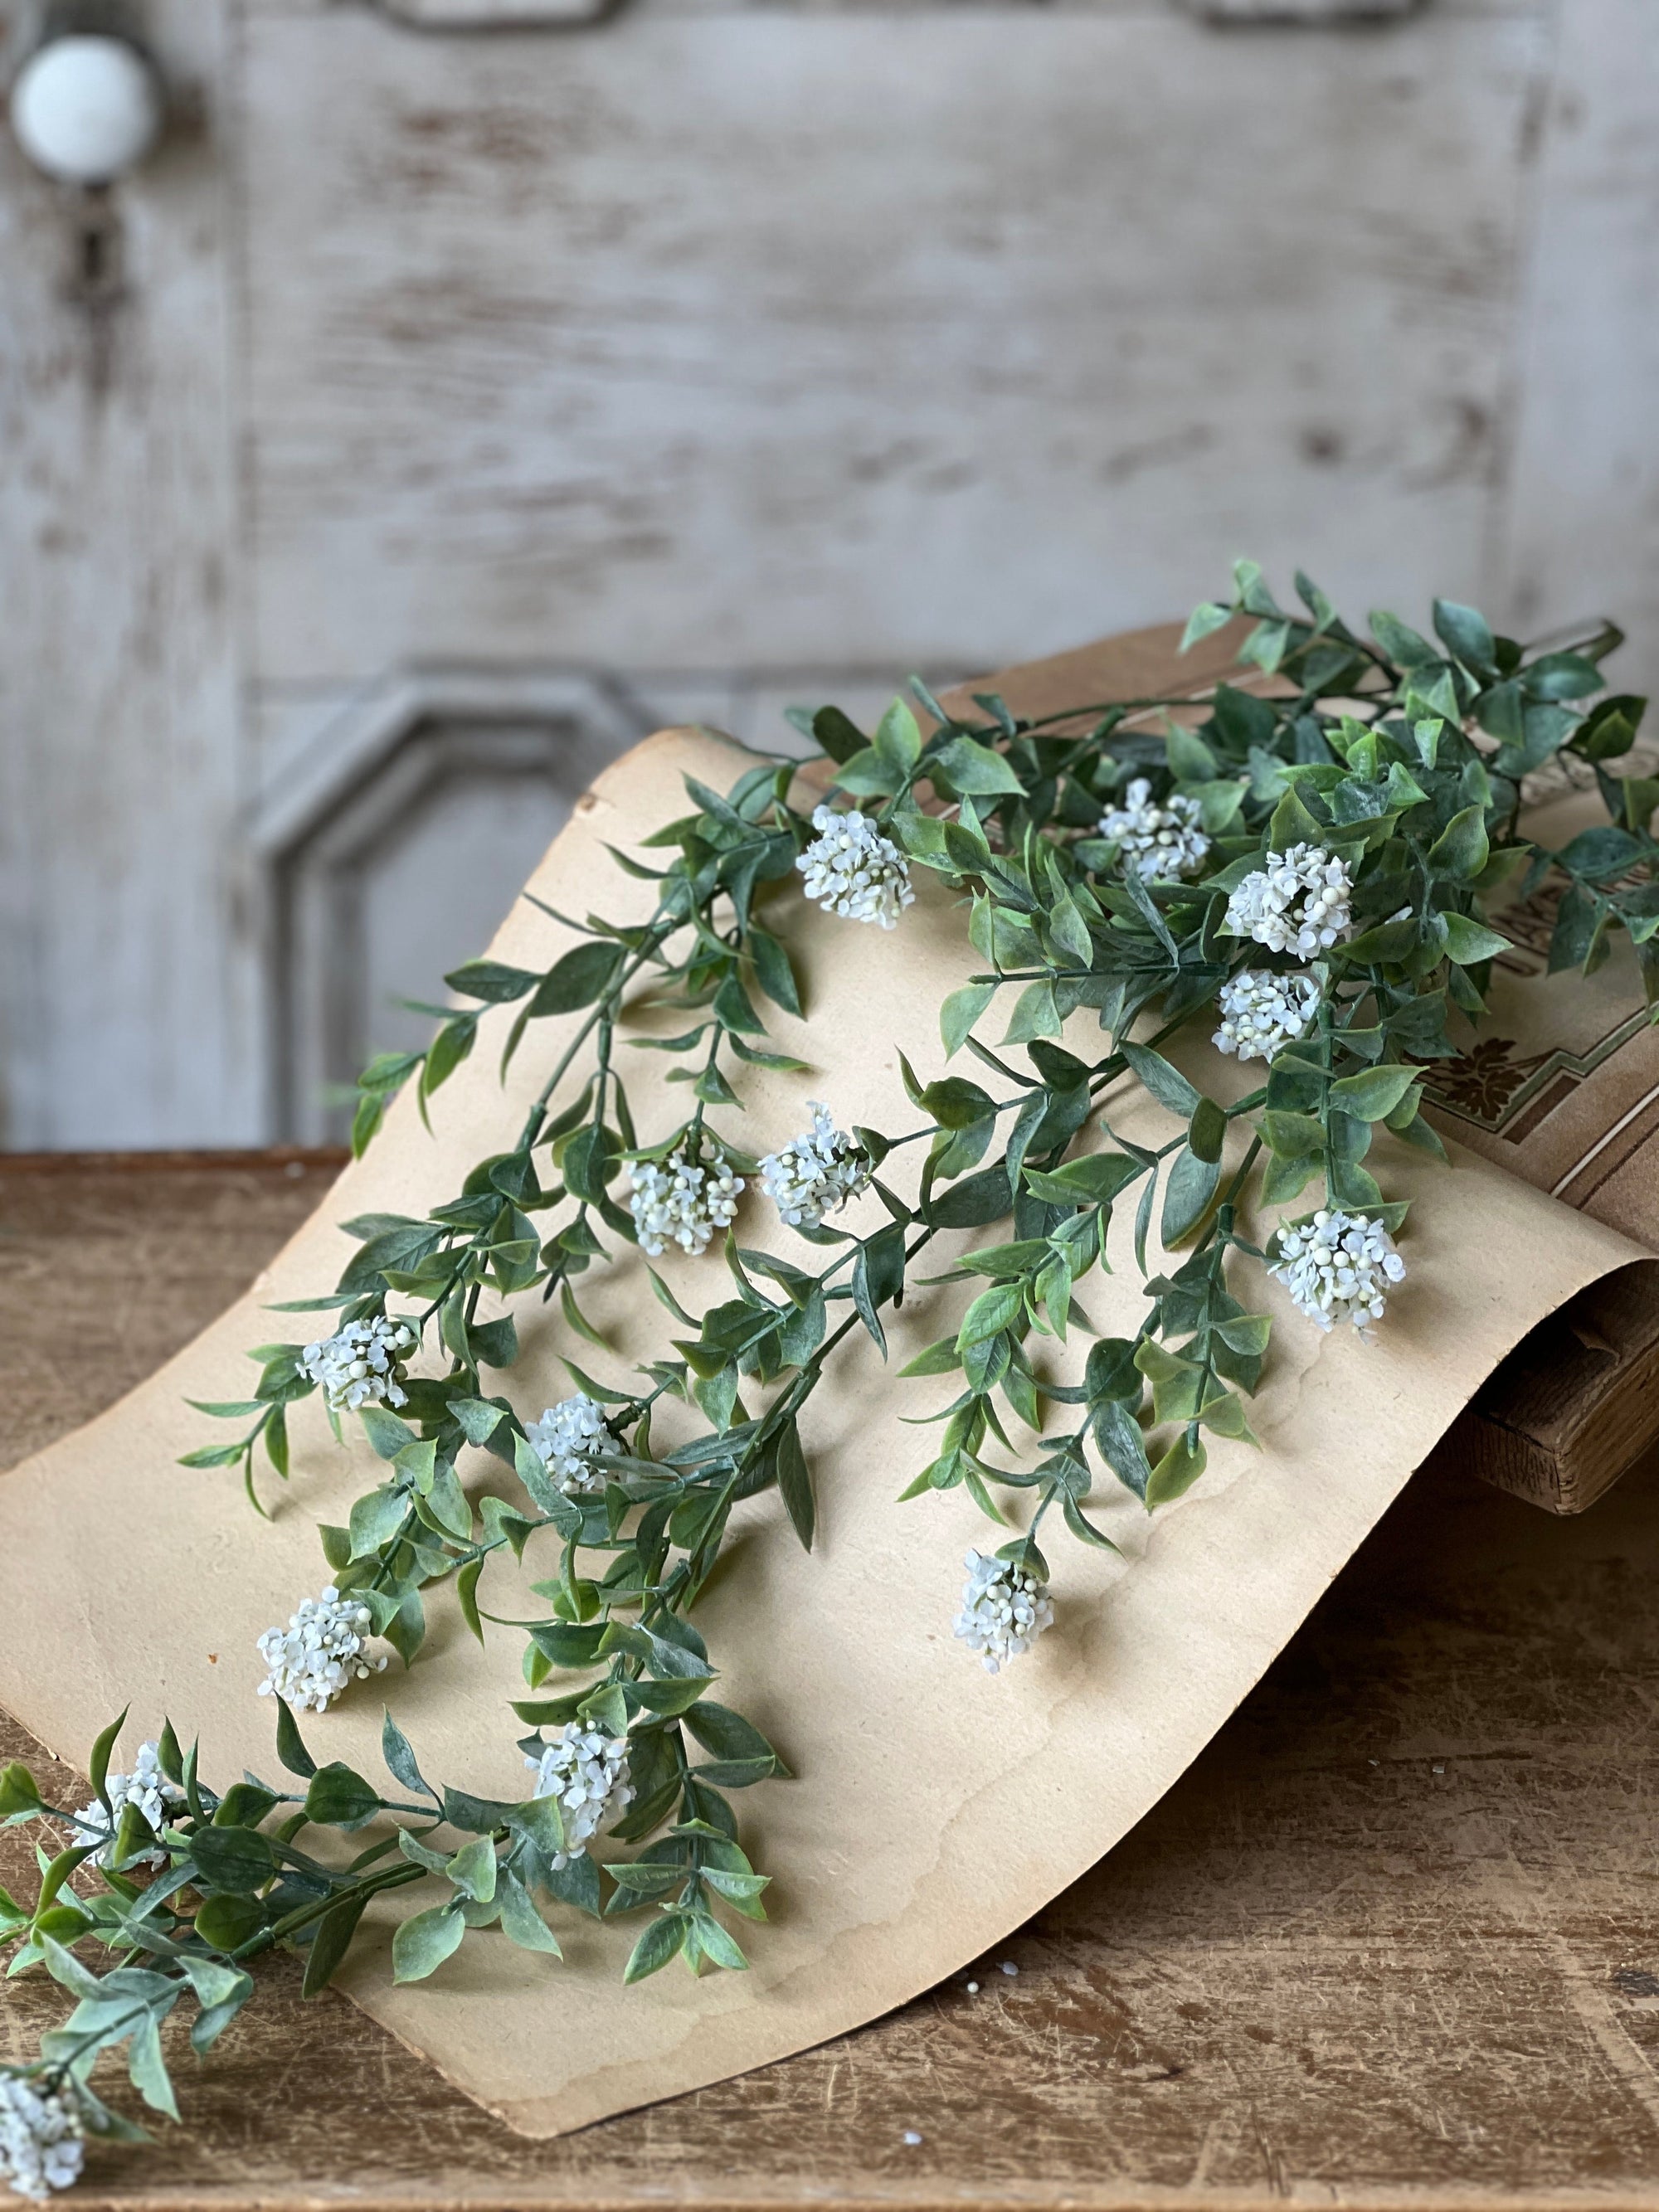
[0,717,1649,2139]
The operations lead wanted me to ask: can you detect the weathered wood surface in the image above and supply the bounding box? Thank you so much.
[239,5,1547,693]
[0,0,252,1150]
[7,1154,1659,2204]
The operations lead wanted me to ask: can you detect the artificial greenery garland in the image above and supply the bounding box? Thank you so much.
[3,562,1656,2197]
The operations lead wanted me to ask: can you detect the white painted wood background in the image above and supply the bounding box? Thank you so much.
[0,0,1653,1145]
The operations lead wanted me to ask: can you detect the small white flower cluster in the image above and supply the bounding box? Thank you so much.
[796,805,916,930]
[1224,843,1353,959]
[629,1145,744,1258]
[0,2077,82,2203]
[526,1393,620,1496]
[71,1741,182,1872]
[527,1725,635,1870]
[256,1586,386,1714]
[1212,968,1321,1063]
[1097,776,1211,882]
[759,1103,873,1230]
[953,1549,1054,1675]
[299,1314,418,1413]
[1267,1208,1406,1336]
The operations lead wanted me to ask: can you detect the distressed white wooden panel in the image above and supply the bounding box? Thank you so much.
[0,0,251,1148]
[241,8,1546,693]
[1496,0,1659,699]
[280,725,581,1141]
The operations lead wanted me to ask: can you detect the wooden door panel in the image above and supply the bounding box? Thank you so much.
[240,8,1542,687]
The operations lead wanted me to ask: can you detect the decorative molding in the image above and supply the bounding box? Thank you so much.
[374,0,617,31]
[258,665,652,1141]
[1180,0,1420,22]
[249,665,647,858]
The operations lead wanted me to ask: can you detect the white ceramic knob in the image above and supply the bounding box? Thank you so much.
[9,35,162,185]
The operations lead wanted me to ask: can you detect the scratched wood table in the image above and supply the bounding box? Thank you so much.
[6,1150,1659,2210]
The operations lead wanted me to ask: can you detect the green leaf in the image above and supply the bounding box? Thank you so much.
[873,698,924,783]
[304,1762,382,1831]
[957,1281,1025,1350]
[682,1702,790,1777]
[88,1709,128,1814]
[1557,824,1645,882]
[1002,980,1061,1045]
[497,1868,562,1957]
[748,926,803,1018]
[450,1397,508,1446]
[1091,1399,1151,1501]
[1121,1043,1200,1118]
[444,959,541,1004]
[941,983,995,1058]
[1369,610,1440,669]
[191,1825,275,1894]
[1062,1493,1121,1553]
[775,1422,815,1552]
[128,2016,181,2122]
[359,1405,417,1461]
[446,1835,499,1904]
[194,1893,266,1952]
[1267,782,1327,852]
[1146,1433,1208,1510]
[1180,600,1233,652]
[1188,1096,1227,1165]
[392,1903,467,1984]
[1441,912,1513,966]
[274,1700,318,1780]
[301,1898,368,1997]
[349,1484,410,1561]
[932,734,1024,795]
[1425,805,1490,882]
[381,1711,431,1799]
[1432,599,1496,675]
[528,941,625,1019]
[811,704,869,766]
[1328,1063,1419,1121]
[624,1912,690,1983]
[0,1762,45,1822]
[1165,725,1219,781]
[1160,1147,1221,1244]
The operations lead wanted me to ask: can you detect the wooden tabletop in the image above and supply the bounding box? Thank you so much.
[5,1153,1659,2209]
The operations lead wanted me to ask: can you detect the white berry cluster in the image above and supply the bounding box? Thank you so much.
[796,805,916,930]
[299,1313,418,1413]
[953,1549,1054,1674]
[526,1393,620,1495]
[1212,967,1321,1063]
[0,2077,82,2203]
[759,1102,873,1230]
[1224,843,1353,959]
[526,1725,635,1870]
[628,1144,744,1258]
[256,1586,386,1714]
[1097,776,1211,882]
[1267,1208,1406,1336]
[71,1741,183,1872]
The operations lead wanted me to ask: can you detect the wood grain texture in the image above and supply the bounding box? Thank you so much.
[0,0,254,1150]
[6,1156,1659,2202]
[240,6,1547,688]
[1496,0,1659,683]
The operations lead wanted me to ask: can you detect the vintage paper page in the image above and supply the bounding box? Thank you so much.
[0,722,1646,2139]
